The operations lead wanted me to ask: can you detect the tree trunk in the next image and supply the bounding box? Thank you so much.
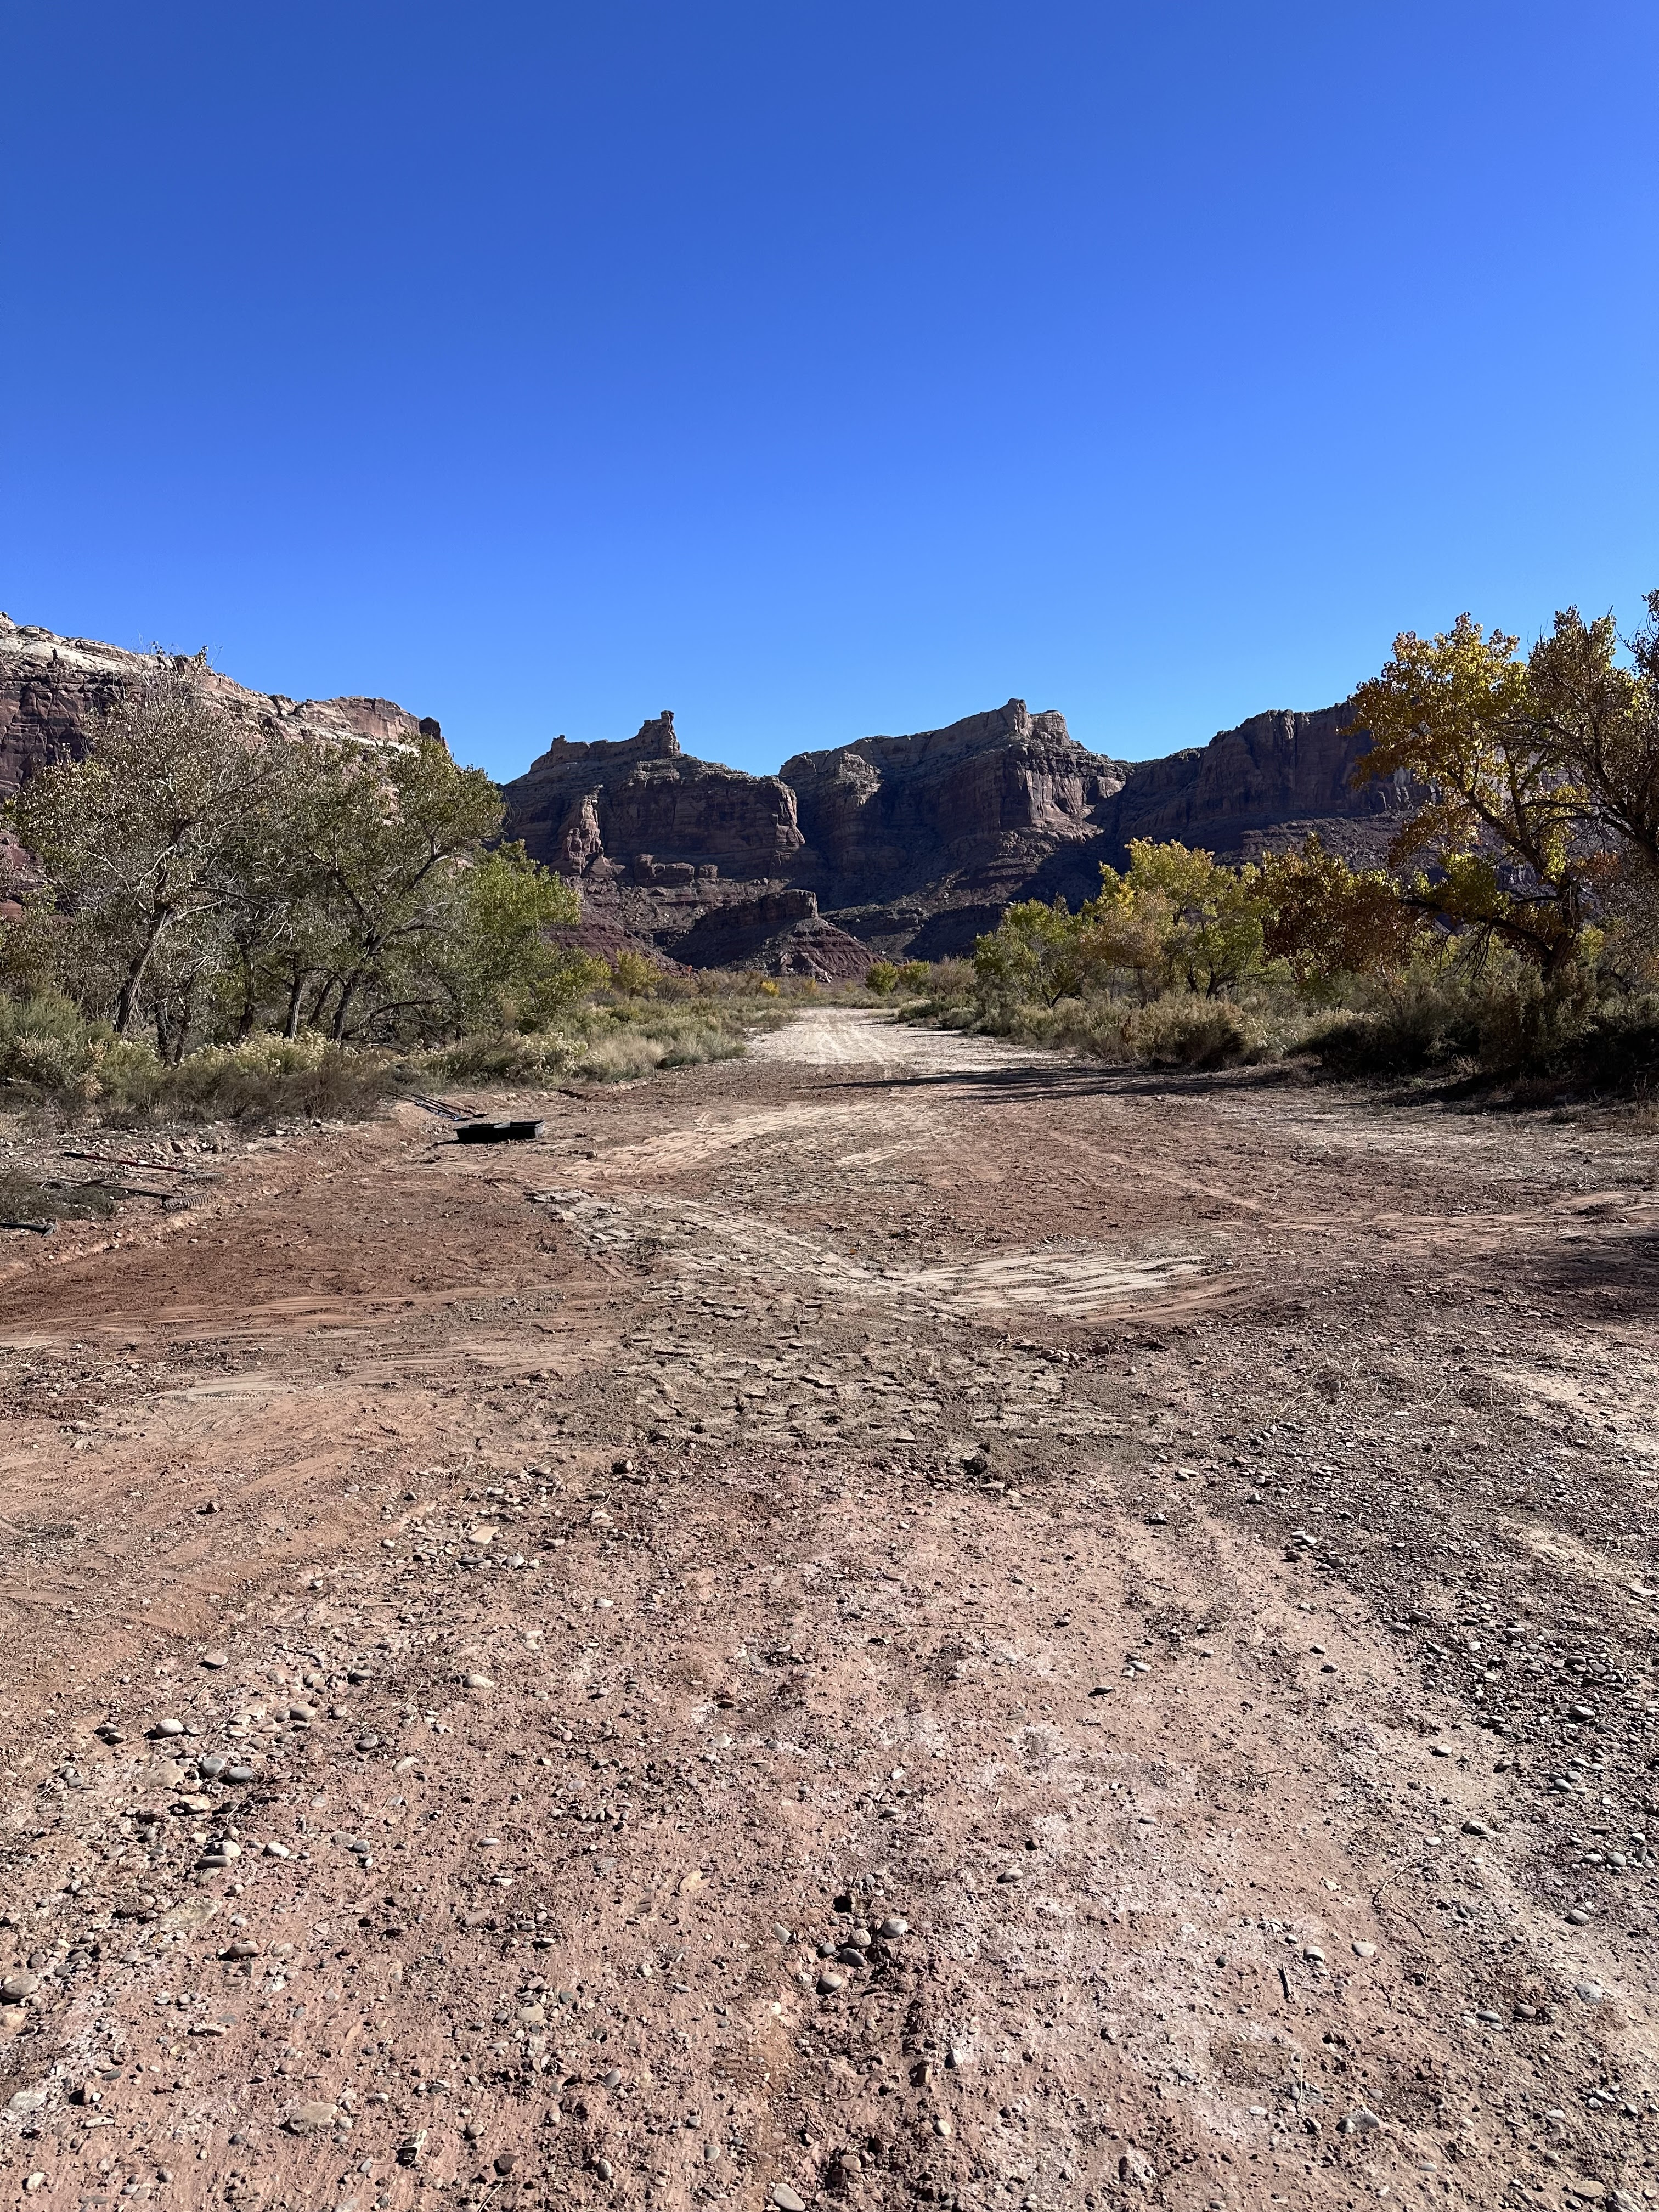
[115,911,171,1037]
[332,974,360,1042]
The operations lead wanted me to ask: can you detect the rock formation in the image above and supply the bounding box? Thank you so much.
[0,614,438,795]
[504,694,1414,966]
[2,613,1418,974]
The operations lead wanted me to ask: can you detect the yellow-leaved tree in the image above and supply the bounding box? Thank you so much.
[1346,611,1642,974]
[1080,840,1266,998]
[1255,836,1435,993]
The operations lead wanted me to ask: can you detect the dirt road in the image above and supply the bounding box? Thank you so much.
[1,1008,1657,2211]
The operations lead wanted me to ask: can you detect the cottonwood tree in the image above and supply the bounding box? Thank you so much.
[10,655,286,1035]
[1255,835,1436,992]
[1348,598,1659,975]
[1085,840,1266,998]
[286,730,579,1041]
[5,661,585,1049]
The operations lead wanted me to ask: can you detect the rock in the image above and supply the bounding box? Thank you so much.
[933,2117,954,2137]
[1,617,1399,965]
[817,1973,845,1996]
[503,687,1400,967]
[1339,2108,1381,2135]
[226,1765,256,1783]
[159,1897,219,1933]
[1462,1819,1491,1837]
[1569,1704,1597,1723]
[462,1674,494,1691]
[1429,1743,1452,1758]
[201,1651,229,1669]
[1,1973,40,2001]
[153,1717,185,1737]
[495,2152,517,2175]
[0,615,435,804]
[1351,1940,1376,1959]
[592,2157,614,2182]
[602,2067,623,2090]
[8,2087,47,2114]
[1566,1908,1594,1926]
[286,2100,339,2134]
[262,1841,291,1858]
[772,2187,807,2211]
[199,1756,227,1778]
[878,1915,909,1938]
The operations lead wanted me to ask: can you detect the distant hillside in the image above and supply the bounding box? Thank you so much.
[503,696,1415,971]
[0,614,439,796]
[0,616,1415,975]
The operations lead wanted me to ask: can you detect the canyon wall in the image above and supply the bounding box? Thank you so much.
[1,613,1414,973]
[0,614,437,797]
[504,694,1414,967]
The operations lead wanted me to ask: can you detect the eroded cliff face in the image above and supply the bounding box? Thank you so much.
[500,712,857,972]
[505,692,1412,967]
[3,612,1415,975]
[505,714,804,882]
[1111,702,1409,850]
[781,698,1126,894]
[0,614,438,787]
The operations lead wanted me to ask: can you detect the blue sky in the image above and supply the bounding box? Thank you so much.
[5,1,1657,779]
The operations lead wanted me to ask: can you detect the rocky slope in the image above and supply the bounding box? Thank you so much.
[0,614,439,794]
[505,696,1415,967]
[1,615,1415,972]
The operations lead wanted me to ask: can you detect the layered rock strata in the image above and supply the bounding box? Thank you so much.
[505,695,1415,965]
[3,613,1417,972]
[0,614,438,795]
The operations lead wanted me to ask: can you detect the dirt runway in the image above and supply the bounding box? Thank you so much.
[1,1008,1657,2212]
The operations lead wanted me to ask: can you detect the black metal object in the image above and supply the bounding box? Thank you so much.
[455,1119,545,1144]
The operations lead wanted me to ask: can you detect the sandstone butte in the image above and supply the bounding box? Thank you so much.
[0,613,1417,977]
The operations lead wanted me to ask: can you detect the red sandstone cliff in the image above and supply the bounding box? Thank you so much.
[2,613,1415,972]
[0,614,438,795]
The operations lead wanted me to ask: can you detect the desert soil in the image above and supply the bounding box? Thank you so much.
[1,1008,1657,2212]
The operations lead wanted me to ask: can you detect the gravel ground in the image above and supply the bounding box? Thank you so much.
[0,1008,1655,2212]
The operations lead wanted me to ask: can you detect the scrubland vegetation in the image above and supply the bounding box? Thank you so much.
[872,596,1659,1092]
[0,656,793,1125]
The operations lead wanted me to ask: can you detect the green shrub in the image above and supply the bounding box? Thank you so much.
[1305,966,1659,1087]
[1122,996,1260,1068]
[865,961,901,994]
[608,950,659,997]
[0,991,105,1094]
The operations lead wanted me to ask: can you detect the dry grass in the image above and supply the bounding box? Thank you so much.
[0,988,798,1129]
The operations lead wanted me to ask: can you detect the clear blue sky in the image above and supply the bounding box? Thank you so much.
[5,1,1656,780]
